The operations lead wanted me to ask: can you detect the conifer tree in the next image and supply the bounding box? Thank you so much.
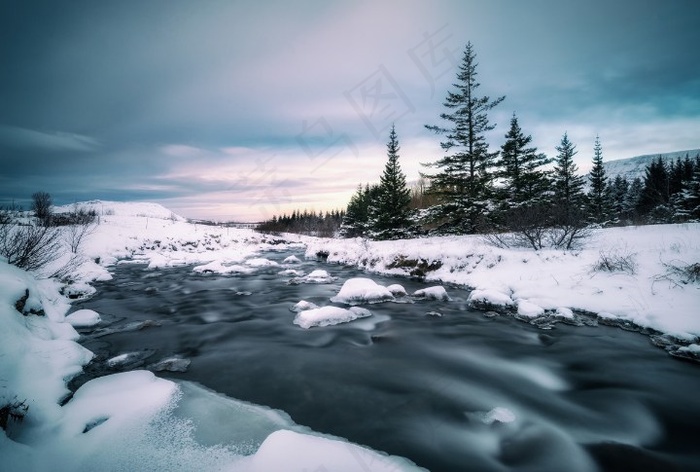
[369,125,412,239]
[609,175,629,223]
[341,184,379,237]
[587,135,612,224]
[497,113,551,210]
[551,133,586,224]
[422,42,505,234]
[676,166,700,220]
[637,156,670,221]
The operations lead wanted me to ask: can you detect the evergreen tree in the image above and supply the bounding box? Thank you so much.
[609,175,629,223]
[624,177,644,222]
[422,42,505,234]
[676,166,700,220]
[340,184,379,237]
[369,125,412,239]
[637,156,670,222]
[551,133,586,224]
[496,113,551,210]
[587,135,612,224]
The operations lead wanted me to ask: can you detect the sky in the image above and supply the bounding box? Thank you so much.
[1,0,699,222]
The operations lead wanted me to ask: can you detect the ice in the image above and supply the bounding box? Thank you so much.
[283,255,302,264]
[293,306,372,329]
[413,285,451,301]
[330,277,395,305]
[65,308,101,327]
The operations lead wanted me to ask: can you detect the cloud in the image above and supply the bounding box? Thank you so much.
[0,126,100,152]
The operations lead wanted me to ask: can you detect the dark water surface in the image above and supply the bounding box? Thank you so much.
[74,250,700,472]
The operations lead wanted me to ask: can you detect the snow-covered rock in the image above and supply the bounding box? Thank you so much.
[413,286,451,301]
[387,283,407,296]
[516,300,545,318]
[65,309,101,328]
[293,306,372,329]
[283,255,302,264]
[290,300,319,313]
[467,289,514,310]
[330,278,394,305]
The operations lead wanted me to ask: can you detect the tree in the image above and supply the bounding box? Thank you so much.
[637,156,670,222]
[369,125,412,239]
[422,42,505,234]
[496,113,551,210]
[587,135,612,224]
[551,133,586,224]
[675,165,700,221]
[31,192,52,225]
[340,184,379,237]
[609,175,629,223]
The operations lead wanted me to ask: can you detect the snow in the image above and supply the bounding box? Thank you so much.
[3,199,699,471]
[283,255,302,264]
[413,285,451,301]
[65,308,101,327]
[304,223,700,339]
[387,283,407,296]
[0,259,421,472]
[290,300,319,313]
[330,277,395,305]
[293,306,372,329]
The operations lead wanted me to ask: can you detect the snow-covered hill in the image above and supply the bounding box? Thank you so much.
[53,200,186,221]
[602,148,700,182]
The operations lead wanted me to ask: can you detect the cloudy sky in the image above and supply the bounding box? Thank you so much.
[2,0,699,221]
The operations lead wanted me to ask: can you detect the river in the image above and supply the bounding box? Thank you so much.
[72,249,700,471]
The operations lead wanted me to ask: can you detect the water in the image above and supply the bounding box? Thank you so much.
[73,250,700,471]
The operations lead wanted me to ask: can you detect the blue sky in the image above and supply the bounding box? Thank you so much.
[1,0,699,221]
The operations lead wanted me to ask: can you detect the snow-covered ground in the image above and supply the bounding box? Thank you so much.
[2,200,699,470]
[303,224,700,343]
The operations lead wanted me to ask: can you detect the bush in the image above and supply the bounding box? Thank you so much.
[592,248,638,274]
[0,215,62,271]
[31,191,52,225]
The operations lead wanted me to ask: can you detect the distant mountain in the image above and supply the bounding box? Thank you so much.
[601,149,700,182]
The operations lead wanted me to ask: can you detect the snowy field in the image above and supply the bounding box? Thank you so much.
[1,200,699,471]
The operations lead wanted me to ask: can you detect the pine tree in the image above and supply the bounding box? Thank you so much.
[369,125,412,239]
[637,156,670,222]
[552,133,586,224]
[609,175,629,223]
[587,135,612,224]
[341,184,379,237]
[677,166,700,220]
[497,113,551,210]
[422,42,505,234]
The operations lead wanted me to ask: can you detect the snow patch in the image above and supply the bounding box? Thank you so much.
[413,286,451,301]
[293,306,372,329]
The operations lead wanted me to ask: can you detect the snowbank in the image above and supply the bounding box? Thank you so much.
[303,224,700,340]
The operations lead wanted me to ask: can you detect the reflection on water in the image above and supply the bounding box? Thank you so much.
[75,251,700,472]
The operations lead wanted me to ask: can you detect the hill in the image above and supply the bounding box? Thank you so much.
[602,148,700,182]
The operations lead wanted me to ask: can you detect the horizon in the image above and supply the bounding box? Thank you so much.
[2,1,699,221]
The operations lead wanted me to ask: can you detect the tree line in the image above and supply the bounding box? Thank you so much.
[258,42,700,244]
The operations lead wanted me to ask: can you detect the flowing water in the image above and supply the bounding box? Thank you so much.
[73,249,700,472]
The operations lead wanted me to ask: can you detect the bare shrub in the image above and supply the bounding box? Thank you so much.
[593,249,638,274]
[64,222,96,253]
[31,191,52,225]
[0,220,62,271]
[654,260,700,288]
